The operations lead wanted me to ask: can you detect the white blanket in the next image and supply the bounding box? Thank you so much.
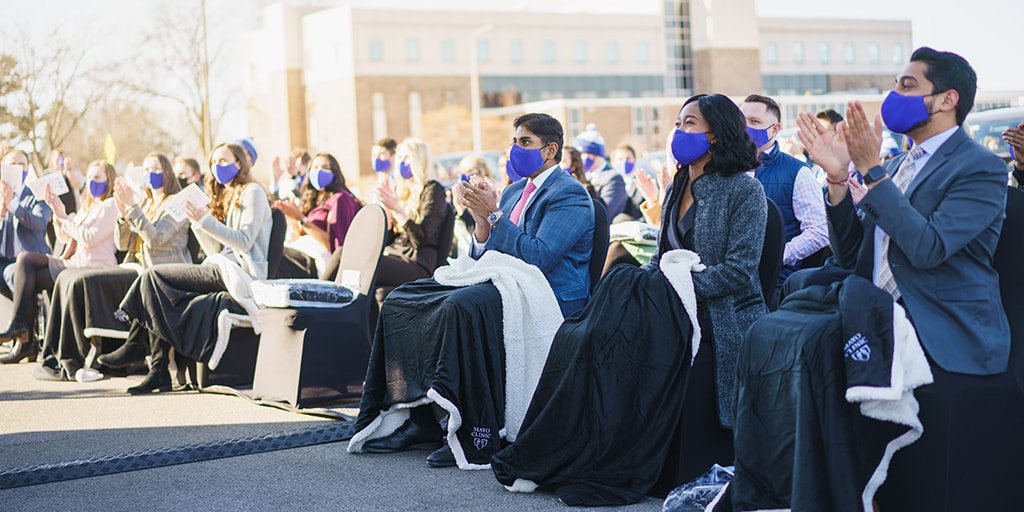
[203,253,262,370]
[430,251,564,469]
[658,249,705,364]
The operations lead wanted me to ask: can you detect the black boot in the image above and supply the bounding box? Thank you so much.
[127,338,171,394]
[362,405,443,453]
[0,340,38,364]
[0,321,29,344]
[98,337,148,368]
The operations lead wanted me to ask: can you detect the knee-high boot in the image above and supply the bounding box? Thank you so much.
[98,321,149,368]
[127,335,171,394]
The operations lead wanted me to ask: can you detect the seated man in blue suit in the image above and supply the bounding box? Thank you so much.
[349,113,594,468]
[798,46,1011,508]
[461,112,595,317]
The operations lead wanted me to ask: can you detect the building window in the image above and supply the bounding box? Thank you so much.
[408,91,422,137]
[868,43,880,64]
[574,41,587,63]
[651,107,660,137]
[372,92,387,142]
[543,41,556,63]
[606,42,619,63]
[510,40,524,63]
[765,42,778,64]
[441,40,455,62]
[568,107,581,137]
[637,41,650,64]
[405,40,419,62]
[792,43,804,65]
[892,43,904,64]
[476,40,490,63]
[843,43,855,64]
[818,42,830,64]
[632,106,645,137]
[369,40,383,62]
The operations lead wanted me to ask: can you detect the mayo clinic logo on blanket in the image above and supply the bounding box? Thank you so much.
[471,426,491,450]
[843,333,871,362]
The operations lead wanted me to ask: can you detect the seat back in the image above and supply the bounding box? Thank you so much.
[337,205,388,295]
[266,208,288,279]
[759,198,785,304]
[589,199,610,293]
[433,203,456,271]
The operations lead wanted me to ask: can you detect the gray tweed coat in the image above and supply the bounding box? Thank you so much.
[650,170,768,428]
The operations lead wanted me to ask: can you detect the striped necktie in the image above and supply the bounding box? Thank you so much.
[877,145,925,300]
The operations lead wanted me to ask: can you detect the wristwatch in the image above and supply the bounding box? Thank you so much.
[861,166,889,185]
[487,210,503,227]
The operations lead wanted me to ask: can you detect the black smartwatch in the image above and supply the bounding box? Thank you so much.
[861,166,889,185]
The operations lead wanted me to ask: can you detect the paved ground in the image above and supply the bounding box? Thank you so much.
[0,353,663,511]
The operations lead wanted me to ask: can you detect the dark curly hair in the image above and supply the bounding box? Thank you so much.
[299,153,357,215]
[680,94,759,177]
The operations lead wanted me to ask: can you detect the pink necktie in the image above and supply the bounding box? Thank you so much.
[508,181,537,226]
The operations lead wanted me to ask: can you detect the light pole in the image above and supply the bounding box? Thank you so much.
[469,24,493,153]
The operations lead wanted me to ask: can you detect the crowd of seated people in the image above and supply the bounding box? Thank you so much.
[3,43,1024,509]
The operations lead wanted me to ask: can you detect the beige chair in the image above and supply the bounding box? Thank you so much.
[251,204,387,407]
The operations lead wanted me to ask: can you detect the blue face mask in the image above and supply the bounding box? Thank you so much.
[614,161,635,174]
[398,161,414,180]
[373,158,390,172]
[582,156,596,172]
[507,144,545,181]
[670,129,712,165]
[20,168,28,183]
[213,162,240,185]
[746,125,774,149]
[145,171,164,190]
[310,168,334,190]
[88,180,108,198]
[880,90,933,134]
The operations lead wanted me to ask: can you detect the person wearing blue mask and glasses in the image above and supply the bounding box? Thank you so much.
[274,153,362,279]
[574,123,628,220]
[0,161,118,366]
[741,95,829,308]
[115,142,272,394]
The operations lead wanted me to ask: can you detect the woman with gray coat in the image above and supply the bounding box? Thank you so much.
[491,94,767,506]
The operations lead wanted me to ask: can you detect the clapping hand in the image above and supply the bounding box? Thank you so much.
[375,175,401,212]
[1003,122,1024,167]
[843,101,884,175]
[457,176,499,223]
[273,199,302,220]
[43,184,67,219]
[113,178,136,215]
[796,112,851,182]
[634,169,661,206]
[0,181,13,215]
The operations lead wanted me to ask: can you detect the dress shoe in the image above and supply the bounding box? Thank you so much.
[0,322,29,344]
[97,339,148,368]
[361,418,443,453]
[0,340,38,364]
[127,369,172,394]
[426,444,456,468]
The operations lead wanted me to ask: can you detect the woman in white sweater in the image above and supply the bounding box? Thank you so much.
[116,142,272,394]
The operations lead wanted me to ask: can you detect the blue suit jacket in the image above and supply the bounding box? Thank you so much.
[828,127,1010,375]
[590,163,628,220]
[3,186,53,255]
[484,168,594,307]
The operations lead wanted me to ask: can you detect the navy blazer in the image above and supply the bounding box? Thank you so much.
[4,186,53,255]
[484,167,594,307]
[828,127,1010,375]
[589,163,628,220]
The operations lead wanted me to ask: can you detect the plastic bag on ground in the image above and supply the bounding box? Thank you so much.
[662,464,734,512]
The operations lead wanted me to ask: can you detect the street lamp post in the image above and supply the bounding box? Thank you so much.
[470,24,493,153]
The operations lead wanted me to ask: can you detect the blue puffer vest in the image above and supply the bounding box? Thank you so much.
[754,142,804,243]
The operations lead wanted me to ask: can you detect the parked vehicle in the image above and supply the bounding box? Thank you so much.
[965,106,1024,161]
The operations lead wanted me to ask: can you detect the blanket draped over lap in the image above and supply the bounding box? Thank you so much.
[348,252,563,469]
[721,275,933,512]
[490,262,697,506]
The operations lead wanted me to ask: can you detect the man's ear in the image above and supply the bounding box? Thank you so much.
[938,89,960,113]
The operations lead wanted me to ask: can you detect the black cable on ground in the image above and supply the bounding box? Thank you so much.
[0,421,355,490]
